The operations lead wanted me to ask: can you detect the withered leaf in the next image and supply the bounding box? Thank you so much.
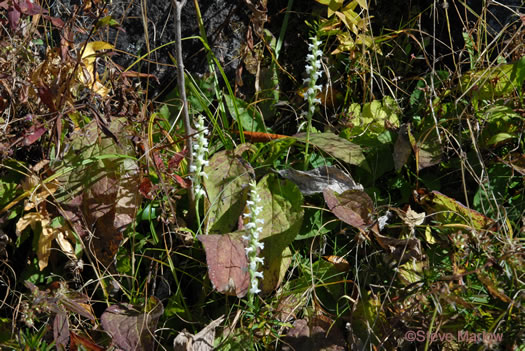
[173,315,225,351]
[278,166,363,196]
[101,298,163,351]
[392,124,412,171]
[198,234,249,297]
[415,190,495,230]
[24,125,47,146]
[55,118,141,268]
[323,189,374,230]
[53,312,69,351]
[282,317,346,351]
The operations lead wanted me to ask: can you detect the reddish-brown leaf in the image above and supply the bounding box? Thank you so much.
[8,9,20,30]
[101,299,163,351]
[172,173,190,188]
[70,332,105,351]
[323,189,374,230]
[198,234,250,297]
[168,151,186,170]
[24,125,47,146]
[138,177,155,199]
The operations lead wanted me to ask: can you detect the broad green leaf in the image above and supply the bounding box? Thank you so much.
[478,105,521,147]
[294,132,368,170]
[351,291,387,345]
[224,93,265,132]
[460,57,525,100]
[203,150,253,233]
[343,97,401,138]
[256,174,303,293]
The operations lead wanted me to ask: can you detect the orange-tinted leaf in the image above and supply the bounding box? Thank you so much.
[477,272,511,303]
[138,178,155,199]
[172,174,190,188]
[198,234,250,297]
[323,255,350,272]
[70,332,105,351]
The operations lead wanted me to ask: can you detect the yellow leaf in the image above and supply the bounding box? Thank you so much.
[424,225,436,244]
[16,212,43,236]
[37,216,55,271]
[81,41,114,66]
[77,41,113,97]
[355,0,368,9]
[17,211,77,271]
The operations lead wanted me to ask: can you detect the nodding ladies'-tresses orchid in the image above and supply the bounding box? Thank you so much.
[302,35,323,169]
[303,35,323,115]
[190,114,209,201]
[242,180,265,299]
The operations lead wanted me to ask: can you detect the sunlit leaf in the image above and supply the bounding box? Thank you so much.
[203,150,253,233]
[198,234,250,297]
[460,57,525,100]
[294,132,368,170]
[256,174,303,293]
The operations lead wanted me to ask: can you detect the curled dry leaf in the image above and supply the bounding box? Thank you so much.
[16,212,76,271]
[404,206,426,230]
[277,166,363,196]
[77,41,114,97]
[173,315,225,351]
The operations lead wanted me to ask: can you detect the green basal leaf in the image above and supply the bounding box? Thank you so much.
[478,105,521,147]
[224,93,265,132]
[459,57,525,100]
[344,96,401,137]
[256,174,303,293]
[294,132,368,171]
[203,150,253,233]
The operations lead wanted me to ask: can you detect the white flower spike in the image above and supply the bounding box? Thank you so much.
[244,180,265,298]
[190,114,209,201]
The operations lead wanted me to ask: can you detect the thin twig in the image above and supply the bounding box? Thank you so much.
[171,0,196,222]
